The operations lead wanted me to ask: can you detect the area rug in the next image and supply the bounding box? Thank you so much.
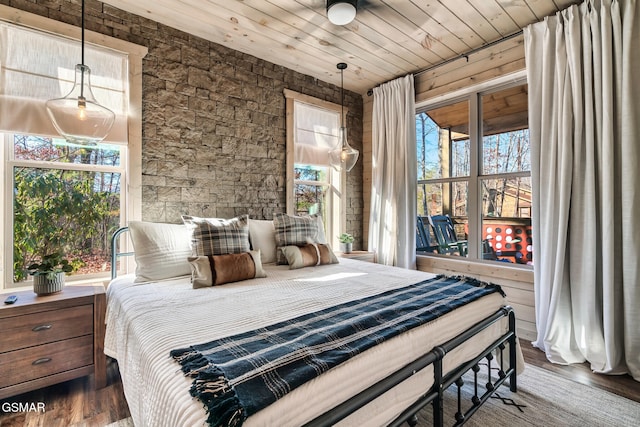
[416,364,640,427]
[106,364,639,427]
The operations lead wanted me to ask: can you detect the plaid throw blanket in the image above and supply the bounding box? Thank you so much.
[170,275,503,427]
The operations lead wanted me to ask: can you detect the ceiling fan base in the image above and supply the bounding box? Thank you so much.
[327,0,358,25]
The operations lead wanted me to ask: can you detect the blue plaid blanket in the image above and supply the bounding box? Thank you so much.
[170,275,503,427]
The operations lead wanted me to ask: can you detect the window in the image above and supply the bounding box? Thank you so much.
[284,90,346,247]
[4,135,125,282]
[0,11,146,288]
[416,80,532,265]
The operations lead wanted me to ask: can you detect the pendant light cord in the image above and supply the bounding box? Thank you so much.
[340,67,344,128]
[79,0,86,99]
[81,0,85,66]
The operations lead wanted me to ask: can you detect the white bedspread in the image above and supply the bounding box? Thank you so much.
[105,258,519,427]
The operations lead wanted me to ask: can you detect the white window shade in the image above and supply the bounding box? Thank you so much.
[294,100,339,166]
[0,22,128,144]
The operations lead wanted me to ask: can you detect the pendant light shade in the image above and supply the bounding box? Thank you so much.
[329,62,359,172]
[46,0,114,145]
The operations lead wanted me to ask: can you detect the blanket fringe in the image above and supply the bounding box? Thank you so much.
[193,367,244,427]
[172,348,245,427]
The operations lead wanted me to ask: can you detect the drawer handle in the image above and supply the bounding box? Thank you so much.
[32,324,52,332]
[32,357,52,365]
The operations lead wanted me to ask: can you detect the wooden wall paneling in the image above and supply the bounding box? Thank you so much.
[415,35,525,103]
[416,256,535,340]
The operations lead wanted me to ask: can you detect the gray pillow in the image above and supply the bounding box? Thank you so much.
[182,214,250,256]
[273,213,320,264]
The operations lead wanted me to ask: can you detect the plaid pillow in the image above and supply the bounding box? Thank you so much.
[182,215,250,256]
[273,213,320,264]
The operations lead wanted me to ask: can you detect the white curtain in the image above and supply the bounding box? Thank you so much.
[293,100,339,166]
[525,0,639,380]
[368,75,416,268]
[0,21,129,143]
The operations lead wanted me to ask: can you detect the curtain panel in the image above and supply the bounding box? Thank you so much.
[525,0,639,380]
[368,74,416,269]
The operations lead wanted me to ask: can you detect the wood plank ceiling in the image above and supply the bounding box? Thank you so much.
[101,0,581,94]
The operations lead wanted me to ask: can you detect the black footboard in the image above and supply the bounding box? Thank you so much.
[304,306,517,427]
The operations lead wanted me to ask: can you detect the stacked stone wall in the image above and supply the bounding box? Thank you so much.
[2,0,364,245]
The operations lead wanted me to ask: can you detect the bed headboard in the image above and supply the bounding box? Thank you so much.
[110,226,133,280]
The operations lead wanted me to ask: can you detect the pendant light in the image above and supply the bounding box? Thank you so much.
[329,62,359,172]
[46,0,115,145]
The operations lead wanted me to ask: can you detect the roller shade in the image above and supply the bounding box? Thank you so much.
[294,100,339,166]
[0,22,128,144]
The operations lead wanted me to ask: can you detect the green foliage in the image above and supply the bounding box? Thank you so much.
[11,135,121,282]
[27,252,73,280]
[338,233,354,243]
[13,167,118,282]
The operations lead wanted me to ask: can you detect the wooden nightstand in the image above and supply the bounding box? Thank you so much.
[0,285,106,399]
[338,251,377,263]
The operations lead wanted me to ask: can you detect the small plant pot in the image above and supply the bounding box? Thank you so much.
[341,242,353,254]
[33,272,65,296]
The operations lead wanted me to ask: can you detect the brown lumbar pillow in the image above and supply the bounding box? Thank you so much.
[280,243,339,270]
[188,250,266,288]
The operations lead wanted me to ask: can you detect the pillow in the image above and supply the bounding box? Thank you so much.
[248,219,277,264]
[313,215,328,245]
[128,221,192,283]
[188,250,266,288]
[273,213,321,264]
[280,244,339,270]
[182,214,250,256]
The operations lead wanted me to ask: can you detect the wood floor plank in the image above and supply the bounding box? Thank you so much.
[1,340,638,426]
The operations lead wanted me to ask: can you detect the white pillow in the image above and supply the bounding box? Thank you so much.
[128,221,192,283]
[314,215,328,244]
[248,219,277,264]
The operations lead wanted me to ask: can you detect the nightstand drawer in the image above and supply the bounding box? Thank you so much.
[0,335,94,388]
[0,305,94,353]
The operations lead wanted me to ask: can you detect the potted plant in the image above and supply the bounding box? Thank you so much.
[338,233,354,254]
[27,252,74,295]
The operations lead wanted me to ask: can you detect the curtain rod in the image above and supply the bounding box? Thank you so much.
[367,29,524,96]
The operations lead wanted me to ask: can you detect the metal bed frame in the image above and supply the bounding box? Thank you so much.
[110,226,518,426]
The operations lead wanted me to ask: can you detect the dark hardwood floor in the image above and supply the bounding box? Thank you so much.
[1,339,638,426]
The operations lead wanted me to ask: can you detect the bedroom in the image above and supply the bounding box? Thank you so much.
[1,0,639,426]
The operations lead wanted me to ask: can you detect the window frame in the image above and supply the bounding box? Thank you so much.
[2,135,128,284]
[416,70,532,267]
[0,7,147,288]
[284,89,347,248]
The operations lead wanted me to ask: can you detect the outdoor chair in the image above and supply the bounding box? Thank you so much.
[416,217,438,253]
[428,215,468,256]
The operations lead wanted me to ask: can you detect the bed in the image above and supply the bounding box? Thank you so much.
[105,215,522,427]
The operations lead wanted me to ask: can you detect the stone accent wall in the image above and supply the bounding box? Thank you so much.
[2,0,365,245]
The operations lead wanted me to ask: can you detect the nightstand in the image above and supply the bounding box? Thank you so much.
[338,251,377,263]
[0,285,106,399]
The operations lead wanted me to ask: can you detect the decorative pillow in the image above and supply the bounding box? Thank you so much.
[248,219,277,264]
[188,250,266,288]
[280,244,339,270]
[182,215,250,256]
[128,221,192,283]
[273,213,320,264]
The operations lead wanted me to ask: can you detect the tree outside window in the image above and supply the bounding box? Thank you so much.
[8,135,124,282]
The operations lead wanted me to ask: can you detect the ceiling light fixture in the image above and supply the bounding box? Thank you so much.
[329,62,359,172]
[46,0,115,145]
[327,0,357,26]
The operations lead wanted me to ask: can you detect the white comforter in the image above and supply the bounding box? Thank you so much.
[105,258,518,427]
